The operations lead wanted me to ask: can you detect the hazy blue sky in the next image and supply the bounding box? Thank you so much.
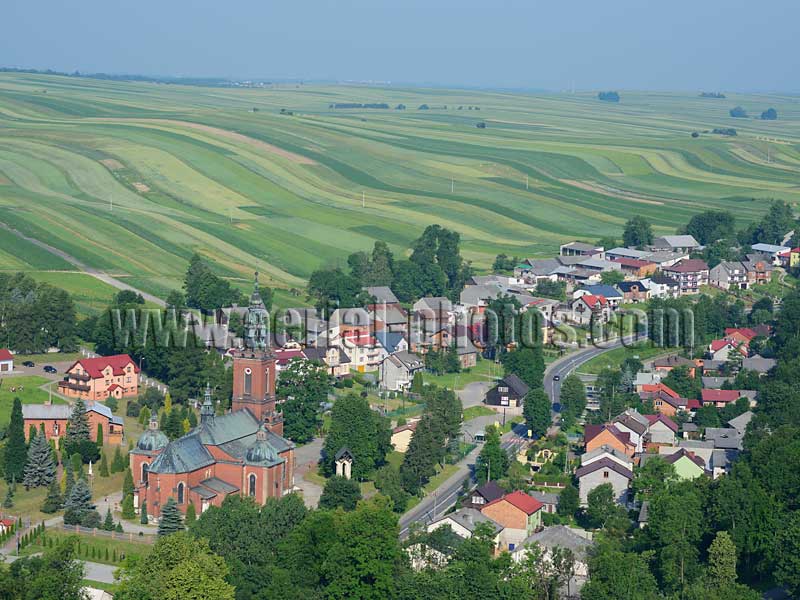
[4,0,798,91]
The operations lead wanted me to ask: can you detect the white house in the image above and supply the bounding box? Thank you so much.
[0,349,13,373]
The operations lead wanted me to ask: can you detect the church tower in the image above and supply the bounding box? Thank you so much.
[231,349,283,435]
[244,272,269,350]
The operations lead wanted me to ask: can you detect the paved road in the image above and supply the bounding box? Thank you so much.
[544,335,640,406]
[457,381,495,408]
[399,336,642,536]
[293,437,325,508]
[0,222,165,307]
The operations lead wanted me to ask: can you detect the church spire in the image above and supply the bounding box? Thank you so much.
[200,382,215,424]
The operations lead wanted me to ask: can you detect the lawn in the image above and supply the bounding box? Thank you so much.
[422,359,500,390]
[0,375,64,427]
[25,271,121,316]
[463,406,496,421]
[577,343,675,375]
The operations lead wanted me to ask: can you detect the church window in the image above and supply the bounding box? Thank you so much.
[244,367,252,395]
[249,474,256,497]
[177,482,184,504]
[142,463,149,484]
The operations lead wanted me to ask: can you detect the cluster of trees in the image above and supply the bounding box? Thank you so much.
[400,386,463,494]
[308,225,472,310]
[622,215,653,248]
[700,92,726,98]
[423,345,461,375]
[711,127,737,136]
[729,106,748,118]
[83,289,232,403]
[597,91,620,102]
[0,537,87,599]
[183,253,249,311]
[0,273,78,353]
[278,359,332,443]
[761,108,778,120]
[329,102,390,109]
[492,253,519,273]
[647,292,745,351]
[321,393,392,480]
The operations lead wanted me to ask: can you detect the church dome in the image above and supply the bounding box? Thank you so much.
[137,416,169,452]
[246,425,278,463]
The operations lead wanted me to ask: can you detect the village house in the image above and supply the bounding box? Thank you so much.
[701,389,748,408]
[611,409,650,453]
[57,354,139,402]
[653,355,698,377]
[580,445,634,472]
[390,420,418,453]
[485,374,529,408]
[131,350,294,519]
[529,490,560,514]
[584,424,636,457]
[560,241,604,258]
[575,458,632,506]
[605,247,652,261]
[708,339,748,362]
[724,327,758,346]
[611,257,657,279]
[427,507,504,546]
[570,294,610,326]
[751,243,790,264]
[662,259,709,295]
[741,355,776,375]
[23,401,124,446]
[0,349,13,373]
[480,490,544,551]
[651,235,701,254]
[574,284,624,307]
[378,351,425,391]
[302,345,351,378]
[710,261,750,290]
[515,258,562,285]
[616,281,650,303]
[661,449,708,479]
[641,275,680,299]
[466,480,506,508]
[743,255,773,285]
[644,413,678,447]
[511,526,594,597]
[364,286,399,305]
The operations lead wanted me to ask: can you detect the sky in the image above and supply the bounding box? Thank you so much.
[4,0,799,92]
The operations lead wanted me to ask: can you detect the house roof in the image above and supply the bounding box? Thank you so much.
[561,241,602,252]
[653,355,695,369]
[474,481,505,503]
[710,339,733,352]
[497,373,530,397]
[580,294,608,309]
[68,354,139,379]
[575,457,633,480]
[529,491,560,506]
[580,444,633,467]
[375,331,406,354]
[654,235,700,248]
[484,490,543,515]
[742,355,776,374]
[704,427,742,450]
[616,281,648,293]
[702,389,742,404]
[364,286,399,304]
[664,259,709,273]
[645,413,679,433]
[751,243,789,254]
[613,409,649,436]
[0,349,12,362]
[647,274,680,286]
[584,424,631,447]
[386,351,424,371]
[665,448,706,470]
[434,508,504,534]
[519,525,593,558]
[606,247,652,259]
[727,411,753,433]
[21,404,72,420]
[640,383,680,399]
[724,327,758,341]
[579,284,623,298]
[414,296,453,313]
[612,257,654,269]
[702,376,733,389]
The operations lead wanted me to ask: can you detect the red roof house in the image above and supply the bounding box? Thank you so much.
[701,389,743,407]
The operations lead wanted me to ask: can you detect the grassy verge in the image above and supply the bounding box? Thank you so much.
[0,375,65,427]
[421,359,500,390]
[463,406,496,421]
[577,342,675,375]
[406,463,461,511]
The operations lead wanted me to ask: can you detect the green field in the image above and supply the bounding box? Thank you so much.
[0,73,798,300]
[0,375,64,427]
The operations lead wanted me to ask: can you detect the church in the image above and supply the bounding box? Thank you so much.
[130,277,295,518]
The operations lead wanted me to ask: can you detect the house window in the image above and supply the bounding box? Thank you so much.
[177,482,184,504]
[603,471,609,479]
[53,423,60,436]
[248,474,256,497]
[508,543,516,551]
[142,463,149,484]
[244,368,252,395]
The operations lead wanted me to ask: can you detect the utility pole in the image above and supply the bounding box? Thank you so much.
[450,178,454,194]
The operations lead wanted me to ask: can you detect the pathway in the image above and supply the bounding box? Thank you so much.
[0,222,165,307]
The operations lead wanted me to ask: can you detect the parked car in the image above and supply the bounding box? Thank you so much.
[43,365,57,374]
[552,374,561,381]
[22,361,35,367]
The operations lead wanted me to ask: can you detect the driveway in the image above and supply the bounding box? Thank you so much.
[292,437,325,508]
[457,381,493,408]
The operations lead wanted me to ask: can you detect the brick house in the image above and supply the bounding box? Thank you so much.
[480,490,544,551]
[58,354,139,401]
[22,401,124,446]
[130,350,294,519]
[570,294,610,326]
[616,281,650,303]
[584,424,636,457]
[611,257,657,279]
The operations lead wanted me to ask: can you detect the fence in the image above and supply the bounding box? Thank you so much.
[57,523,157,544]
